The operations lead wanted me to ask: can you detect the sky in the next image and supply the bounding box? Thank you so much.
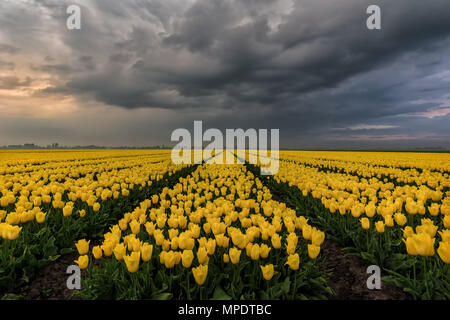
[0,0,450,149]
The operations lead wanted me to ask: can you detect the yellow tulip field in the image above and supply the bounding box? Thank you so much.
[0,150,449,299]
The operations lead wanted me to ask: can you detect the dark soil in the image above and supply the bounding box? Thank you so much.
[25,252,83,300]
[320,240,409,300]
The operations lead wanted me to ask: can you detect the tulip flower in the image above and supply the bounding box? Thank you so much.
[229,247,241,264]
[192,264,208,286]
[141,243,153,262]
[223,253,230,263]
[437,242,450,264]
[311,230,325,246]
[101,240,115,256]
[271,233,281,249]
[75,239,90,255]
[164,251,177,268]
[113,243,126,261]
[375,221,385,233]
[181,249,194,268]
[307,244,320,259]
[124,252,140,273]
[92,246,103,259]
[75,255,89,269]
[443,215,450,229]
[403,226,414,238]
[260,244,271,259]
[35,211,46,224]
[302,225,312,240]
[394,213,407,226]
[360,217,370,230]
[197,247,208,265]
[285,253,300,271]
[260,264,274,281]
[384,215,394,227]
[93,203,101,212]
[62,205,73,217]
[439,230,450,243]
[405,233,435,257]
[206,239,216,255]
[250,243,260,261]
[129,220,141,235]
[416,224,438,238]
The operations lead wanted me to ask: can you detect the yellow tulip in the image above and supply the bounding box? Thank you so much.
[181,249,194,268]
[384,215,394,227]
[63,205,73,217]
[405,233,435,257]
[75,255,89,269]
[164,251,177,268]
[394,213,407,226]
[365,203,376,218]
[285,253,300,271]
[311,230,325,246]
[375,221,385,233]
[113,243,126,260]
[271,233,281,249]
[93,202,101,212]
[79,209,86,218]
[307,244,320,259]
[192,264,208,286]
[35,211,46,224]
[250,243,260,261]
[302,225,312,240]
[437,241,450,264]
[124,252,140,273]
[443,216,450,229]
[197,247,208,265]
[140,243,153,262]
[129,220,141,235]
[260,264,274,280]
[416,224,438,238]
[260,244,271,259]
[404,236,418,256]
[360,217,370,230]
[403,226,414,238]
[229,247,241,264]
[286,242,296,255]
[3,224,22,240]
[223,253,230,263]
[92,246,103,259]
[206,239,216,255]
[75,239,90,255]
[438,230,450,243]
[101,240,114,257]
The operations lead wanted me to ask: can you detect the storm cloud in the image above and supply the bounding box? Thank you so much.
[0,0,449,148]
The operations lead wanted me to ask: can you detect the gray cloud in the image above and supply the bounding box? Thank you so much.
[0,0,449,148]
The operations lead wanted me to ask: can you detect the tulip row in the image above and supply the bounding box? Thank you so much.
[0,150,197,295]
[76,154,332,300]
[246,151,450,300]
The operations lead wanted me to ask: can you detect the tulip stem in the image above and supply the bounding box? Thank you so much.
[186,272,191,300]
[423,258,430,299]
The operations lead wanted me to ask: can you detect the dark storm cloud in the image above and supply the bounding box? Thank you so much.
[1,0,450,147]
